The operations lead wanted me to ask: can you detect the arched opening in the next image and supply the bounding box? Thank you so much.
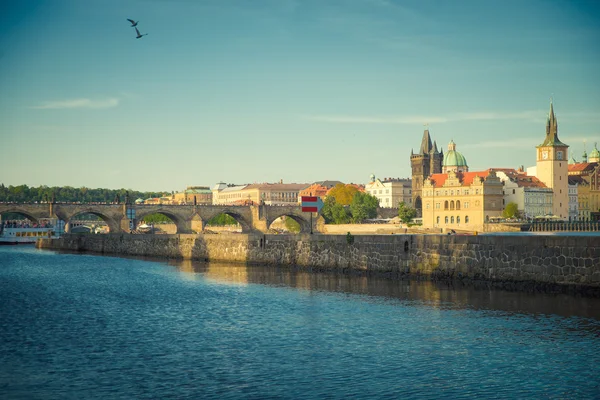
[456,200,461,210]
[450,201,455,210]
[68,212,111,234]
[268,215,302,234]
[204,213,242,234]
[465,215,469,223]
[444,200,449,210]
[457,216,461,224]
[436,216,440,224]
[451,216,455,223]
[137,212,178,234]
[1,211,40,225]
[415,196,422,210]
[445,216,449,224]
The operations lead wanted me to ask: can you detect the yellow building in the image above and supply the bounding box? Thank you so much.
[172,186,212,205]
[422,170,504,232]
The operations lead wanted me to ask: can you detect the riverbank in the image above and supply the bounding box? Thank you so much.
[37,233,600,295]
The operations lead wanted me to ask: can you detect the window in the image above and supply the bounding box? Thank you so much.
[445,216,449,223]
[512,189,515,194]
[465,216,469,223]
[451,216,454,223]
[457,216,460,224]
[436,216,440,224]
[436,202,440,209]
[456,200,461,210]
[444,200,449,210]
[450,200,455,210]
[557,151,563,160]
[464,201,469,209]
[426,203,430,209]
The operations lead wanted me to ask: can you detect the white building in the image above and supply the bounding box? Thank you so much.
[493,169,553,218]
[365,175,412,208]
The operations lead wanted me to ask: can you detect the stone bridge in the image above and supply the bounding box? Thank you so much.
[0,203,398,234]
[0,203,320,234]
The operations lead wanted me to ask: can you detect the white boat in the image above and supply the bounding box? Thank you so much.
[0,225,60,245]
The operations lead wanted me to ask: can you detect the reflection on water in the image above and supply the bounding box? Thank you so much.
[171,259,600,320]
[2,246,600,399]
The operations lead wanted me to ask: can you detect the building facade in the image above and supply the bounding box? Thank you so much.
[421,170,504,232]
[493,168,553,218]
[172,186,212,205]
[411,128,443,213]
[535,101,569,219]
[365,175,412,208]
[212,181,309,206]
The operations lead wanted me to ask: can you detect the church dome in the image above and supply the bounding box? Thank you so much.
[443,140,468,170]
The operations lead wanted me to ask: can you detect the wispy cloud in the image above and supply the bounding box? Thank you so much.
[460,137,541,150]
[32,97,119,109]
[303,110,548,125]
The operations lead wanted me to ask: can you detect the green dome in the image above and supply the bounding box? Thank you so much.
[443,151,468,167]
[589,144,600,161]
[443,141,468,167]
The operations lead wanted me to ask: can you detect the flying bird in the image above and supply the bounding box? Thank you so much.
[135,27,147,39]
[127,19,138,27]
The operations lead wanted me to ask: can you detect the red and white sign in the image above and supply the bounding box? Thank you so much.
[301,196,324,213]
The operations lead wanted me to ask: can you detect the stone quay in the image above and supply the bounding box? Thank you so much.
[37,233,600,296]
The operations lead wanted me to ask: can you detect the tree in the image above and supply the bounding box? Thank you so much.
[321,196,351,224]
[503,202,520,219]
[349,192,378,223]
[284,217,301,233]
[398,202,417,223]
[326,184,359,206]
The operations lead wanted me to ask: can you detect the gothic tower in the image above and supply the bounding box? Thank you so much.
[536,100,569,219]
[411,128,443,214]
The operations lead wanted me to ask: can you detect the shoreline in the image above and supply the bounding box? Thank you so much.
[37,232,600,297]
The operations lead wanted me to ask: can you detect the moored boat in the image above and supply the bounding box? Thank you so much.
[0,222,60,245]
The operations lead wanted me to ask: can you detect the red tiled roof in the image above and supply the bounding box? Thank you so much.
[568,162,598,174]
[428,170,491,188]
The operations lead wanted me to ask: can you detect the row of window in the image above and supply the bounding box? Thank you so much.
[426,201,470,210]
[436,215,470,224]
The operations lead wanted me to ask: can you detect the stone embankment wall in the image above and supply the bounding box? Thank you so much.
[38,233,600,292]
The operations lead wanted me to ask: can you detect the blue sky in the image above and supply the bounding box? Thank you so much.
[1,0,599,192]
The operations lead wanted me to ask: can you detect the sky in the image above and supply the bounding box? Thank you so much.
[1,0,599,192]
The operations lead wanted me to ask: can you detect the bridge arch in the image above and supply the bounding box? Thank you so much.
[0,208,41,224]
[201,209,253,233]
[267,212,311,234]
[62,210,120,233]
[135,209,189,234]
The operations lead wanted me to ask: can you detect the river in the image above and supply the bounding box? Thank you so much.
[1,246,599,399]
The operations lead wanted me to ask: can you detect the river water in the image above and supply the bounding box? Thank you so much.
[1,246,599,399]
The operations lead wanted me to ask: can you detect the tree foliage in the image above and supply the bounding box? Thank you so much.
[284,216,301,233]
[322,191,378,224]
[502,202,520,219]
[326,184,359,206]
[349,192,379,223]
[206,214,239,226]
[142,213,174,224]
[398,202,418,223]
[321,196,351,224]
[0,183,167,204]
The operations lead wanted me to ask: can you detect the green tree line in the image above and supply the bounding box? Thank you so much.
[0,184,168,204]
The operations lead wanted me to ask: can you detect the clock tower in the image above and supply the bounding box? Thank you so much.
[536,100,569,219]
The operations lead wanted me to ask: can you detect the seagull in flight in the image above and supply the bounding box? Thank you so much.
[135,27,148,39]
[127,19,138,27]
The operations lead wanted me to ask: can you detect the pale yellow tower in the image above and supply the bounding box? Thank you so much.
[536,101,569,219]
